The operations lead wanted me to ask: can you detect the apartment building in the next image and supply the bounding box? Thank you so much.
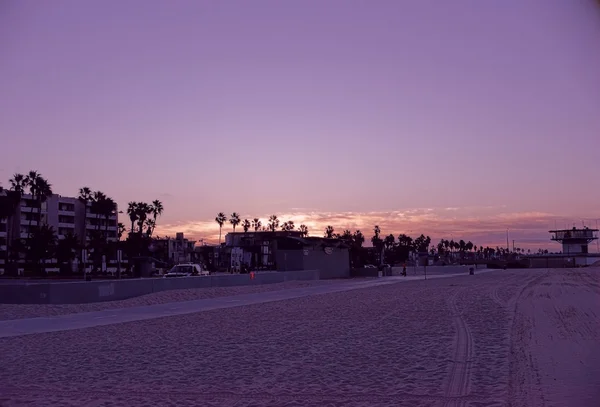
[1,193,118,245]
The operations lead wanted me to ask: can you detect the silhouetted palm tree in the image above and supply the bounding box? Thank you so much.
[215,212,227,244]
[25,171,53,239]
[150,200,163,235]
[282,221,295,231]
[299,224,309,237]
[268,215,279,232]
[252,218,262,231]
[242,219,251,233]
[230,212,241,232]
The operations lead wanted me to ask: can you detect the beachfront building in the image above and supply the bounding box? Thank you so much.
[0,193,119,274]
[152,232,196,264]
[222,230,351,278]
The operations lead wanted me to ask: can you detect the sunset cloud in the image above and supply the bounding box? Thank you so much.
[155,207,600,251]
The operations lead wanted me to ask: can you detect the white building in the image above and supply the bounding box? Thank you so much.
[0,193,119,274]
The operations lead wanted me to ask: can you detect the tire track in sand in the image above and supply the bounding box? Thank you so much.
[441,287,473,407]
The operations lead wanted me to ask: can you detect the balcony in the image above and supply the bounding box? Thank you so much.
[58,222,76,229]
[58,209,75,216]
[86,213,118,221]
[0,231,6,238]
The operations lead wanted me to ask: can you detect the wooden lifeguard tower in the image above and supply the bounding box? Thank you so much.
[549,227,599,255]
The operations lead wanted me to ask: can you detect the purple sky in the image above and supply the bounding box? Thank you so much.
[1,0,600,248]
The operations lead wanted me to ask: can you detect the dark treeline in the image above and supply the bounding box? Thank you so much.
[0,170,163,277]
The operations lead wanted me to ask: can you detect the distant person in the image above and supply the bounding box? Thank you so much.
[402,263,407,277]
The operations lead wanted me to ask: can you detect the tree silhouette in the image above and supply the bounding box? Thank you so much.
[268,215,279,232]
[230,212,241,232]
[242,219,251,233]
[215,212,227,244]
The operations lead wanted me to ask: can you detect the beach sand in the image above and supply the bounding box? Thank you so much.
[0,268,598,406]
[0,279,339,321]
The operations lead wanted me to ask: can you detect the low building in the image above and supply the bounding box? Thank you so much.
[223,231,351,278]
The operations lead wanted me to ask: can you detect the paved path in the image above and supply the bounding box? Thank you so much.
[0,270,495,338]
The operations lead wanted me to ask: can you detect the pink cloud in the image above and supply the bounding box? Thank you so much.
[155,207,600,251]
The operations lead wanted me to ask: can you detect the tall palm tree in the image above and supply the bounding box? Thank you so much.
[126,201,138,234]
[268,215,279,232]
[102,196,117,241]
[215,212,227,244]
[230,212,241,232]
[24,173,52,272]
[252,218,262,231]
[150,200,163,235]
[299,224,309,237]
[137,203,153,234]
[242,219,251,233]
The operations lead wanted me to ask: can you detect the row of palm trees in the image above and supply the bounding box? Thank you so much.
[214,213,309,244]
[211,213,535,263]
[0,170,164,276]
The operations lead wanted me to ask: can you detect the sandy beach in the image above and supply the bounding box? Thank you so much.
[0,268,598,407]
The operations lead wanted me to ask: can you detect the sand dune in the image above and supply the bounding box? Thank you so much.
[0,269,598,406]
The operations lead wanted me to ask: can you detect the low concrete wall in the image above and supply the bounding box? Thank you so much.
[351,268,380,278]
[0,270,321,305]
[393,264,488,276]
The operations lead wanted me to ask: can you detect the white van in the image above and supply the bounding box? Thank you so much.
[163,263,209,278]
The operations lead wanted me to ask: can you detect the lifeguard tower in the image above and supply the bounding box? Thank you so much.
[549,227,598,255]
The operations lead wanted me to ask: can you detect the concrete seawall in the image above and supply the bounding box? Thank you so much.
[352,264,489,278]
[0,270,320,305]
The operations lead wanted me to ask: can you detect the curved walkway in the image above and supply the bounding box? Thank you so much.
[0,270,495,338]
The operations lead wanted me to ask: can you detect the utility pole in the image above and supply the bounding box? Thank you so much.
[506,229,509,252]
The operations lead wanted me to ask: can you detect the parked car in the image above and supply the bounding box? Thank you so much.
[163,263,209,278]
[364,264,377,269]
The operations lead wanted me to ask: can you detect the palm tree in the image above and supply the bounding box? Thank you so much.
[282,221,295,231]
[268,215,279,232]
[25,171,52,239]
[135,202,153,234]
[126,202,138,234]
[299,224,309,237]
[324,225,335,238]
[252,218,262,231]
[150,200,163,235]
[215,212,227,244]
[242,219,251,233]
[230,212,241,232]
